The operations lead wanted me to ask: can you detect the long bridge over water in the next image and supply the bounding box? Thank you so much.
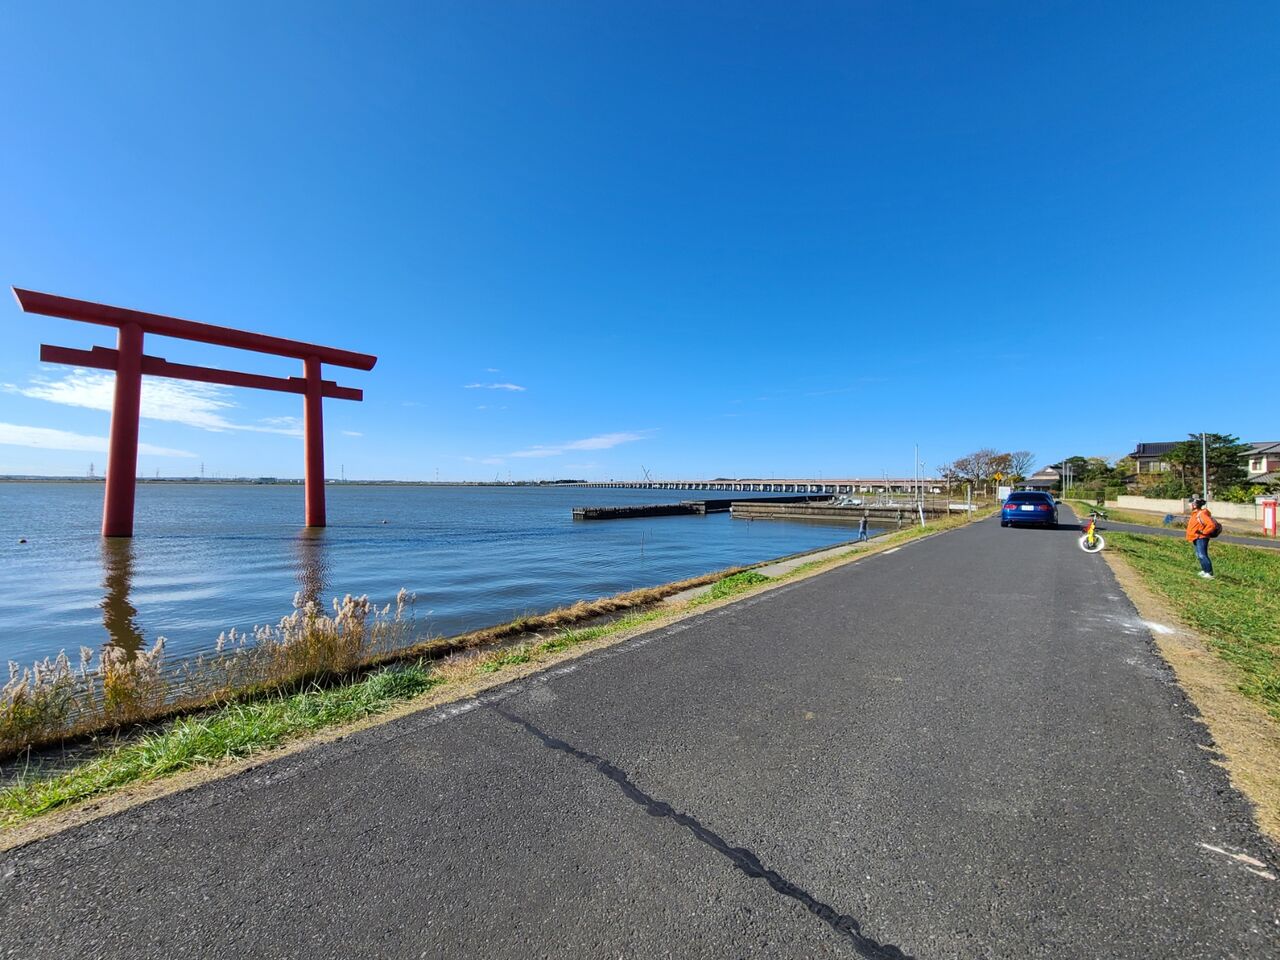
[572,477,943,495]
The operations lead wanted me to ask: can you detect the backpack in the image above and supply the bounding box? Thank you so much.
[1207,517,1223,539]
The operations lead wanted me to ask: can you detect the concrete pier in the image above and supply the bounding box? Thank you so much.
[573,495,827,521]
[571,476,943,496]
[731,501,950,524]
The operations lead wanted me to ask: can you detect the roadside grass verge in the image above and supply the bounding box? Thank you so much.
[0,591,418,758]
[1,665,442,829]
[0,509,989,835]
[1067,500,1173,528]
[689,571,771,607]
[1108,532,1280,721]
[1068,500,1273,540]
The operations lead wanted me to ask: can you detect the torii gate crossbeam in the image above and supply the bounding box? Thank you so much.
[12,288,377,537]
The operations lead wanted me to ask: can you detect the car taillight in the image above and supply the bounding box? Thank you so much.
[1037,504,1051,511]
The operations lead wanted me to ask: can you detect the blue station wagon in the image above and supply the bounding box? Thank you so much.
[1001,491,1058,528]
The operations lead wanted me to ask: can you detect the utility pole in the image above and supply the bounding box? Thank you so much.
[1201,432,1209,501]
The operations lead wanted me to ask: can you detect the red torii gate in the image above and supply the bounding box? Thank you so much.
[12,288,377,537]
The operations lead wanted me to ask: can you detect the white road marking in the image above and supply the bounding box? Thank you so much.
[1199,843,1277,880]
[1144,620,1175,635]
[883,547,901,554]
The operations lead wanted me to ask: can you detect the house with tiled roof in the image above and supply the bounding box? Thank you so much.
[1125,441,1182,477]
[1023,466,1060,490]
[1125,439,1279,486]
[1246,442,1280,485]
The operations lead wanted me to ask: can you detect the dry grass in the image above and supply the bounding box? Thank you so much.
[1,591,417,758]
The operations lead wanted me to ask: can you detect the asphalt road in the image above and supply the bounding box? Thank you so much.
[3,517,1277,959]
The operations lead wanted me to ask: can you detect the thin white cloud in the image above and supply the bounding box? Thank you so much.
[10,370,303,436]
[341,430,363,437]
[0,422,197,458]
[485,367,500,373]
[507,431,650,459]
[464,382,526,392]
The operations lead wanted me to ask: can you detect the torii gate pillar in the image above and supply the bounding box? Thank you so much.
[103,323,145,537]
[303,356,326,528]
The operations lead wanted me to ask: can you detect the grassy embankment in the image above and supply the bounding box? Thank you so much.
[1108,532,1280,720]
[1066,499,1179,528]
[0,509,985,831]
[1068,499,1273,540]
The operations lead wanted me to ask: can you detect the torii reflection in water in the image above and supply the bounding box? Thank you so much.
[294,528,330,610]
[99,538,144,656]
[96,532,333,660]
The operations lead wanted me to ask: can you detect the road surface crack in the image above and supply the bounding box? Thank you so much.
[494,706,913,959]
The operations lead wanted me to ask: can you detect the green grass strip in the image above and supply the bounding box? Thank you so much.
[689,570,771,606]
[534,609,664,654]
[1,665,441,829]
[1109,532,1280,720]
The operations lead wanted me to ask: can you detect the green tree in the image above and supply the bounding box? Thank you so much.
[1167,433,1250,497]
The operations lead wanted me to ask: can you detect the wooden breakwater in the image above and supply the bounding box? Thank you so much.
[730,501,952,524]
[573,495,826,521]
[573,503,700,520]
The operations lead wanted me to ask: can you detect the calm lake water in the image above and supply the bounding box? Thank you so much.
[0,483,875,666]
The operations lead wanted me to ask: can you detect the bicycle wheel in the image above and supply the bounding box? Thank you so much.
[1078,533,1105,553]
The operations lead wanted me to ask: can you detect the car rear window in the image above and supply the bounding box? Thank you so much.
[1007,493,1048,503]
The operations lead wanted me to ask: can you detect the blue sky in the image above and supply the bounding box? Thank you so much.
[2,2,1276,481]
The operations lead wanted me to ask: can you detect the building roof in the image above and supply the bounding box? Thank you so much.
[1028,467,1060,479]
[1127,441,1182,459]
[1127,440,1279,461]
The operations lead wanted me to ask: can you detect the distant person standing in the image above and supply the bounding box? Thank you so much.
[1185,497,1217,580]
[857,516,869,541]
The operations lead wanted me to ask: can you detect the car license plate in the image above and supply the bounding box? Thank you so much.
[1020,505,1035,511]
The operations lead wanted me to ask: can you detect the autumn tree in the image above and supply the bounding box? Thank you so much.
[1007,450,1035,481]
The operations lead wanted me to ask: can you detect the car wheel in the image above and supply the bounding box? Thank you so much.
[1001,520,1009,527]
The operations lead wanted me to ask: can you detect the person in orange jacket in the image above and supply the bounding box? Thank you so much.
[1185,497,1215,579]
